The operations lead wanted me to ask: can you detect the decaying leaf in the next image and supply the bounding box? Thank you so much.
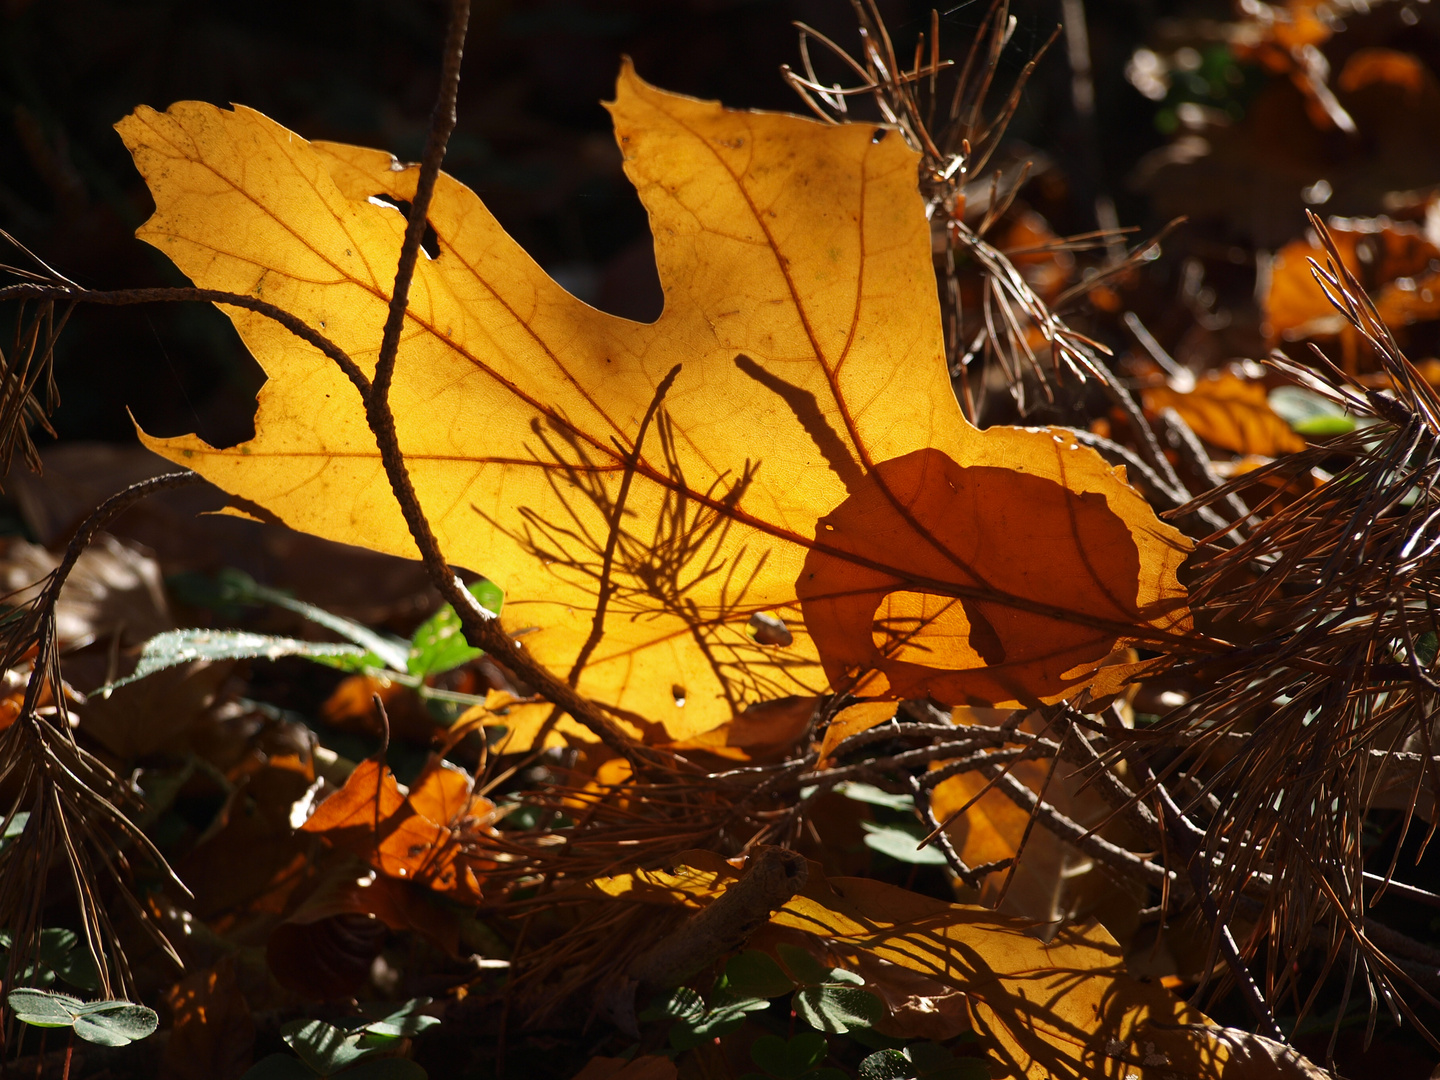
[120,66,1191,738]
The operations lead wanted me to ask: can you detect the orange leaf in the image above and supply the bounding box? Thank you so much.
[1144,372,1305,457]
[1265,216,1440,345]
[818,701,898,763]
[300,759,406,837]
[301,757,495,902]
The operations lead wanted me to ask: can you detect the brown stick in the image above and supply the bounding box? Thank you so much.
[627,847,808,991]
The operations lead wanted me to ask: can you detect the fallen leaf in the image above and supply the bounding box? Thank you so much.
[122,66,1191,739]
[1144,372,1306,457]
[1266,215,1440,345]
[300,756,497,902]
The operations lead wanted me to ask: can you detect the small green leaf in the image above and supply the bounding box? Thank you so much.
[0,811,28,854]
[1268,386,1356,437]
[97,629,367,693]
[858,1050,912,1080]
[7,987,82,1027]
[750,1033,829,1079]
[835,782,914,811]
[724,950,795,999]
[776,944,832,988]
[639,986,705,1024]
[359,998,441,1038]
[904,1043,990,1080]
[861,821,948,865]
[407,581,503,677]
[793,986,885,1034]
[283,1019,382,1074]
[1416,630,1437,668]
[71,1002,159,1047]
[216,570,411,671]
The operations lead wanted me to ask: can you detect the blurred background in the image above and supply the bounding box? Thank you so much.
[6,0,1437,451]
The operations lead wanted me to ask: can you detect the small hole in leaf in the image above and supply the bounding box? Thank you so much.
[748,611,794,647]
[369,194,440,258]
[671,684,687,707]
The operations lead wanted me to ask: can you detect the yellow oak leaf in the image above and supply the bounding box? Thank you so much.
[118,65,1191,740]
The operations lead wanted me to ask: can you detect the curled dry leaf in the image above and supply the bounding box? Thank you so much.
[300,756,497,902]
[1143,372,1306,457]
[121,66,1190,738]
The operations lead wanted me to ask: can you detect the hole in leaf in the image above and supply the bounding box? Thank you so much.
[748,611,794,647]
[368,194,440,258]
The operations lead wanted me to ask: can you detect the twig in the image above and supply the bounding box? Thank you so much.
[340,0,642,762]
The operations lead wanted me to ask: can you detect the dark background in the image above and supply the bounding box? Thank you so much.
[0,0,1200,450]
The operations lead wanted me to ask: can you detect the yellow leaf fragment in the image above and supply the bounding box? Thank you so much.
[1144,373,1306,457]
[120,65,1191,740]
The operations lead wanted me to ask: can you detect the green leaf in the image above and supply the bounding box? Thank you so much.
[750,1033,829,1080]
[97,629,367,693]
[835,782,914,811]
[793,986,885,1034]
[38,928,101,993]
[724,950,795,999]
[407,580,502,677]
[776,944,832,988]
[903,1043,990,1080]
[0,811,28,853]
[639,986,705,1024]
[283,1020,383,1074]
[861,821,948,866]
[217,570,411,671]
[241,1054,321,1080]
[359,998,441,1038]
[858,1050,912,1080]
[689,996,768,1038]
[1268,386,1357,437]
[1416,631,1437,668]
[71,1002,160,1047]
[7,987,82,1027]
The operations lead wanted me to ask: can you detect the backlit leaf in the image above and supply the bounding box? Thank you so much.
[122,66,1191,738]
[299,757,495,902]
[1144,372,1305,456]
